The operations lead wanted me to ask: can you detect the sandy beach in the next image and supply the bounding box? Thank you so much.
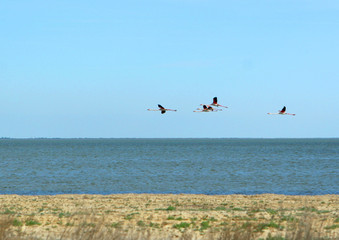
[0,194,338,239]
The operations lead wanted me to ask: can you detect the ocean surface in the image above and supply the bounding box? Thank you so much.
[0,138,338,195]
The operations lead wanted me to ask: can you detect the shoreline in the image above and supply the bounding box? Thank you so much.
[1,193,338,239]
[2,192,338,196]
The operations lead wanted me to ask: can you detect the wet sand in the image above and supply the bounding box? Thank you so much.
[0,194,338,239]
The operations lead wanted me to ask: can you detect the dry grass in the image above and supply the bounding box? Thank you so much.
[0,214,338,240]
[1,215,336,240]
[0,194,338,240]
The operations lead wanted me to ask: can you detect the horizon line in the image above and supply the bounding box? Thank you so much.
[1,137,339,140]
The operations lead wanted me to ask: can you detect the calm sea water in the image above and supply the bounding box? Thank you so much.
[0,138,338,195]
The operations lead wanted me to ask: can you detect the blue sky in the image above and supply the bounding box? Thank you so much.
[1,0,338,138]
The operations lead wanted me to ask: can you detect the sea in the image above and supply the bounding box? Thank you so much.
[0,138,338,195]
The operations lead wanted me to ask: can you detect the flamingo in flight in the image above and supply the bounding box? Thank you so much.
[201,97,228,108]
[267,106,295,116]
[147,104,177,114]
[194,105,221,112]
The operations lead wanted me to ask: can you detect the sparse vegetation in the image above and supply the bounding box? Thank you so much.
[124,212,139,220]
[137,220,146,227]
[12,219,23,227]
[166,206,176,211]
[173,222,190,229]
[0,194,337,240]
[324,224,339,230]
[58,212,71,218]
[232,207,245,211]
[149,222,159,228]
[2,208,16,215]
[110,222,122,228]
[215,206,227,211]
[266,208,278,215]
[200,221,210,231]
[25,219,41,226]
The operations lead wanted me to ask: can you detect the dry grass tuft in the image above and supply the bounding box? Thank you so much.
[210,225,254,240]
[0,216,13,240]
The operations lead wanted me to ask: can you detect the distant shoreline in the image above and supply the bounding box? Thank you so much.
[1,193,339,196]
[1,193,338,197]
[1,137,339,139]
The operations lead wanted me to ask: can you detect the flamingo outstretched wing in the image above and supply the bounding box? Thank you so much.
[213,97,218,104]
[158,104,165,109]
[268,106,295,115]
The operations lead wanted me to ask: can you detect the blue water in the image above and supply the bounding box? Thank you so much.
[0,138,338,195]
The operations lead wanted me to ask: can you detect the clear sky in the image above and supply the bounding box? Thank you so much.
[1,0,338,138]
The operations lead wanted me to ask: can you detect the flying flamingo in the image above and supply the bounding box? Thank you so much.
[201,97,228,108]
[194,105,221,112]
[267,106,295,116]
[147,104,177,114]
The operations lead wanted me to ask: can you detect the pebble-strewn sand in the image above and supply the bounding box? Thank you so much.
[0,194,338,239]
